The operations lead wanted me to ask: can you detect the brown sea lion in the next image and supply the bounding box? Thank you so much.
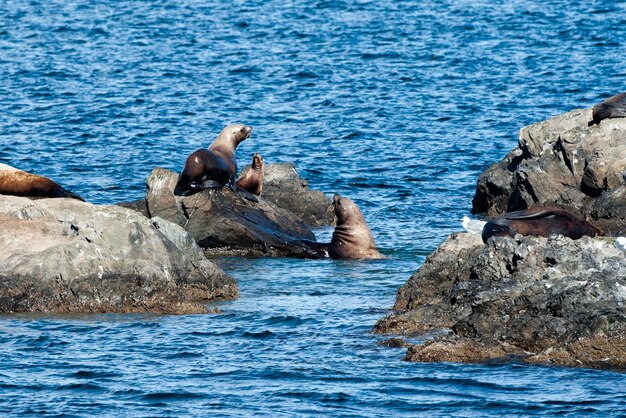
[174,124,253,196]
[295,194,383,259]
[588,92,626,126]
[0,163,84,201]
[482,206,604,243]
[235,153,264,196]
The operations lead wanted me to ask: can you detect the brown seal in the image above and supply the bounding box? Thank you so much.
[235,153,264,196]
[482,206,604,243]
[296,194,383,259]
[0,163,84,201]
[175,124,252,196]
[588,92,626,126]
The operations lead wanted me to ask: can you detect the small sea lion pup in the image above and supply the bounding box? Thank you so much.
[481,206,604,244]
[235,153,264,196]
[0,163,84,201]
[588,92,626,126]
[175,124,253,196]
[296,194,384,259]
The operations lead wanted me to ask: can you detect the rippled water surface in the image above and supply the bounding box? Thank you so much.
[2,0,626,416]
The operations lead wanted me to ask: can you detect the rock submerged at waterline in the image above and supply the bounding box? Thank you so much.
[377,105,626,370]
[472,106,626,235]
[375,232,626,369]
[0,195,237,314]
[145,167,317,257]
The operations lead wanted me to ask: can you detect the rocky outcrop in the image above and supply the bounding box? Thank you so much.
[472,107,626,234]
[145,167,317,257]
[375,232,626,369]
[239,162,335,226]
[0,195,237,314]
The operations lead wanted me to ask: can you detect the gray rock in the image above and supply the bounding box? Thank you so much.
[239,162,335,226]
[0,195,237,314]
[145,167,317,257]
[376,233,626,369]
[472,108,626,234]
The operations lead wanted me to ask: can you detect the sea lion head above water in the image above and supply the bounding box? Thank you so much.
[329,194,383,259]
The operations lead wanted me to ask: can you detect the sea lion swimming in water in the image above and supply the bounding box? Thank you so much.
[295,194,383,259]
[588,92,626,126]
[175,124,253,196]
[481,206,604,244]
[235,153,264,196]
[0,163,84,201]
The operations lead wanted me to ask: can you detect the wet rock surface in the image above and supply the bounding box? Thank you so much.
[145,167,317,257]
[375,232,626,369]
[472,107,626,235]
[0,195,237,314]
[239,162,335,227]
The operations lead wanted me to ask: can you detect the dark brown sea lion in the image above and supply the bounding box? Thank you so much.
[588,92,626,126]
[174,124,252,196]
[482,206,604,243]
[235,153,264,196]
[295,194,383,259]
[0,163,84,201]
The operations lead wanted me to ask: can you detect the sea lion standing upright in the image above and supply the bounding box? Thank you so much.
[236,153,264,196]
[295,194,383,259]
[0,163,84,201]
[175,124,252,196]
[481,206,604,244]
[588,92,626,126]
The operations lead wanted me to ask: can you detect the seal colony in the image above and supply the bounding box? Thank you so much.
[0,163,83,201]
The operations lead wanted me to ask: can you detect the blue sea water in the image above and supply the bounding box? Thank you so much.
[1,0,626,415]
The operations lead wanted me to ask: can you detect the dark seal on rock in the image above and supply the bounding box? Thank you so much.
[588,92,626,126]
[236,153,264,196]
[295,194,383,259]
[0,163,84,201]
[175,124,252,196]
[482,206,604,243]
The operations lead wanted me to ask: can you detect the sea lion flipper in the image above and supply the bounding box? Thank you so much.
[503,208,557,221]
[61,188,85,201]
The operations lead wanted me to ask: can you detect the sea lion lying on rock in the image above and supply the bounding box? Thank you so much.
[588,92,626,126]
[482,206,604,243]
[0,163,84,201]
[175,124,253,197]
[293,194,383,259]
[236,153,264,196]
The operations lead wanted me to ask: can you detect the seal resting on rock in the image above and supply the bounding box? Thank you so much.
[0,163,84,201]
[588,92,626,126]
[175,124,253,196]
[236,153,264,196]
[294,194,383,259]
[482,206,604,243]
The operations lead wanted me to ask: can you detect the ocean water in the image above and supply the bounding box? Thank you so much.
[1,0,626,416]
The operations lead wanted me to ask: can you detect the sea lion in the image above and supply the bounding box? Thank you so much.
[0,163,84,201]
[588,92,626,126]
[481,206,604,244]
[174,124,253,196]
[295,194,383,259]
[235,153,264,196]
